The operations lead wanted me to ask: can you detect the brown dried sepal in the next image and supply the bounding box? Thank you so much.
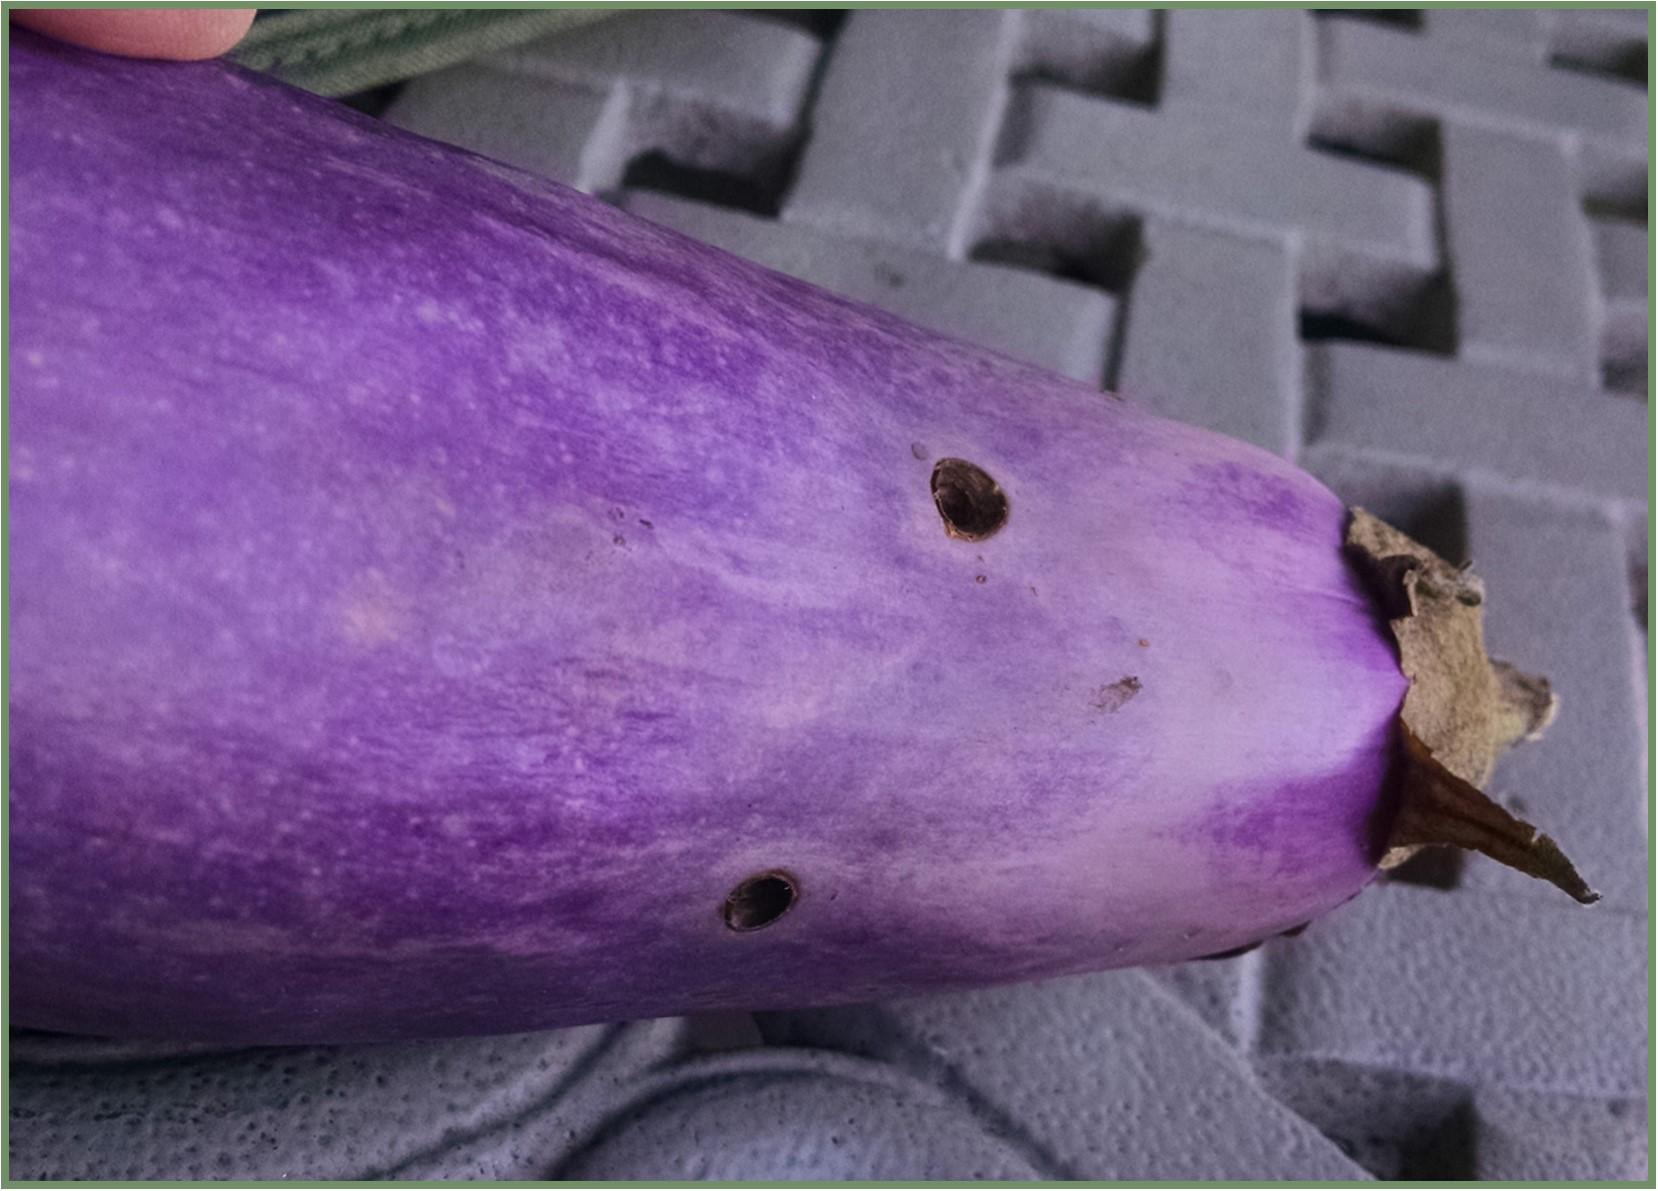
[1346,508,1596,904]
[1384,727,1598,904]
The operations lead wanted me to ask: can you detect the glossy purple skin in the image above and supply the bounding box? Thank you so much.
[8,34,1409,1043]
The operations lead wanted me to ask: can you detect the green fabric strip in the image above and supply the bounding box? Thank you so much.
[231,8,619,97]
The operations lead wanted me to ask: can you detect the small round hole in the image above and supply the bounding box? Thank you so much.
[930,458,1008,541]
[722,871,797,932]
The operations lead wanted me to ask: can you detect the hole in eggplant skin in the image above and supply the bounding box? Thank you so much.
[722,872,797,932]
[931,459,1009,541]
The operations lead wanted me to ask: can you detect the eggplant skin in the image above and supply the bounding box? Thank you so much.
[8,32,1408,1043]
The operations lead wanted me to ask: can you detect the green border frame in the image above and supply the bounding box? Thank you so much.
[0,2,1652,1188]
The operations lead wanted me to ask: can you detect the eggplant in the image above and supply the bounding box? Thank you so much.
[6,32,1591,1044]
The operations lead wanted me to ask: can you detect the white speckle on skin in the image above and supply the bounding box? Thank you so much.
[431,635,480,679]
[155,205,184,231]
[413,297,485,334]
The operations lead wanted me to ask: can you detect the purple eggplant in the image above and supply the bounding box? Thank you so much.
[6,32,1589,1044]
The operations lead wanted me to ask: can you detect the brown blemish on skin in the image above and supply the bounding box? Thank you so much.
[975,574,987,584]
[1090,676,1142,713]
[1137,638,1150,648]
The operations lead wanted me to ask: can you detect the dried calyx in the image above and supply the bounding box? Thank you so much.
[1346,508,1597,905]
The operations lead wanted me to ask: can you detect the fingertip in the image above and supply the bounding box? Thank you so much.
[11,8,256,61]
[170,8,257,59]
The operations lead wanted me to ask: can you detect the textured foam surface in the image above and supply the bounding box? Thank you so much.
[10,8,1650,1180]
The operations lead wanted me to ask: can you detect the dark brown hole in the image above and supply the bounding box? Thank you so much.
[722,871,797,932]
[930,459,1008,541]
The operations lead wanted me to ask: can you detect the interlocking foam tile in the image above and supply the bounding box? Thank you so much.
[12,8,1649,1180]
